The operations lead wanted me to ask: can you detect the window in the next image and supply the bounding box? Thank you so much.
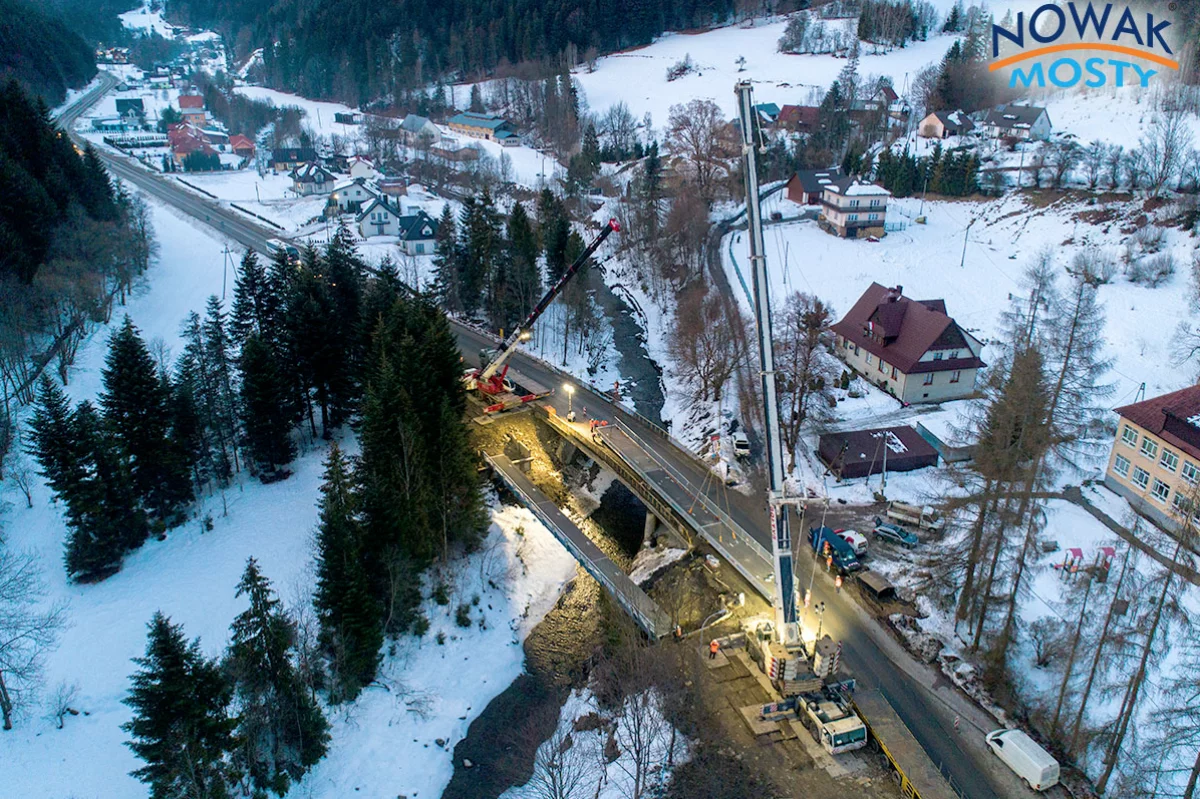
[415,243,425,254]
[1140,438,1158,460]
[1131,467,1150,489]
[1161,449,1179,473]
[923,373,934,385]
[891,366,897,379]
[950,350,960,358]
[849,214,859,221]
[1151,479,1171,503]
[870,198,881,207]
[878,359,885,372]
[868,213,878,221]
[1113,454,1131,476]
[854,344,860,355]
[950,370,962,383]
[1184,461,1200,485]
[1121,425,1138,446]
[866,352,873,365]
[850,199,860,207]
[933,352,943,361]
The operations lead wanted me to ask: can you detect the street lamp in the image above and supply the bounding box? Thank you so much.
[564,384,575,419]
[814,601,827,651]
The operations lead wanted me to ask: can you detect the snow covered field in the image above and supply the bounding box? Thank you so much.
[1,191,579,799]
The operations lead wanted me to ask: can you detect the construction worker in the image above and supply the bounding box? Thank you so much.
[709,639,720,660]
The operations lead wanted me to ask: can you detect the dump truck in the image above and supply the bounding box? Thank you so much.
[886,501,945,532]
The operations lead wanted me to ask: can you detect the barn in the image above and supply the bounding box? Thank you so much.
[818,426,939,480]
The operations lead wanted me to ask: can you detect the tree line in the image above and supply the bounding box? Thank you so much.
[166,0,787,106]
[28,229,484,584]
[875,143,980,198]
[1,79,156,474]
[0,0,97,106]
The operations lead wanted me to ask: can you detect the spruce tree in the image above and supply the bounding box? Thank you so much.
[202,298,241,481]
[123,613,236,799]
[28,375,84,498]
[100,316,194,524]
[507,201,541,326]
[431,205,461,313]
[313,445,382,701]
[238,334,297,480]
[225,559,329,795]
[62,401,148,578]
[230,250,279,346]
[538,188,570,280]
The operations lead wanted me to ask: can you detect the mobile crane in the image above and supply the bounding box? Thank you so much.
[463,218,619,413]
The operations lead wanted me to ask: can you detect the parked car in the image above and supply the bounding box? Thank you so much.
[732,431,750,459]
[834,529,868,557]
[985,729,1060,791]
[872,517,920,547]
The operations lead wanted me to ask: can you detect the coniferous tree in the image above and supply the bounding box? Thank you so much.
[313,445,382,701]
[468,83,484,113]
[431,205,461,313]
[457,191,503,317]
[123,612,236,799]
[238,334,297,480]
[507,201,541,327]
[63,401,147,577]
[202,298,241,480]
[538,188,570,281]
[100,316,194,524]
[230,250,279,346]
[225,559,329,795]
[27,375,84,498]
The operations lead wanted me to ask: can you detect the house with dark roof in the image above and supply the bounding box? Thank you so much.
[115,98,145,123]
[786,168,845,205]
[446,112,515,143]
[270,147,317,173]
[356,202,438,254]
[777,105,821,133]
[755,102,781,124]
[291,162,336,195]
[1105,385,1200,533]
[830,283,986,404]
[918,109,974,139]
[980,104,1051,141]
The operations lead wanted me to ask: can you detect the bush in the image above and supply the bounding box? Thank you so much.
[413,614,430,637]
[436,631,446,645]
[433,582,450,605]
[1131,225,1165,253]
[666,53,696,82]
[1127,253,1177,287]
[1074,249,1117,286]
[455,603,472,628]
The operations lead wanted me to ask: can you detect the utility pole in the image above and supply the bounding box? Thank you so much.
[736,81,799,646]
[959,218,974,269]
[222,244,231,299]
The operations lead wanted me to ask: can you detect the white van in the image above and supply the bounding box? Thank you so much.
[732,431,750,459]
[835,529,868,557]
[985,729,1060,791]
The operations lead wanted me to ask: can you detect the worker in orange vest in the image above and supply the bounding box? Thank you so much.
[709,639,720,660]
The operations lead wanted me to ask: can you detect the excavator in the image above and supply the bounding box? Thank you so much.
[463,218,619,413]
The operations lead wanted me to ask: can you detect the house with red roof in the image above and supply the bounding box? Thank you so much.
[1105,385,1200,533]
[830,283,986,404]
[178,94,206,126]
[229,134,255,158]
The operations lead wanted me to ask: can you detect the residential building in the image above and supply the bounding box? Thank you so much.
[400,114,441,146]
[755,102,781,125]
[115,98,145,124]
[396,210,439,255]
[446,112,515,142]
[786,168,844,205]
[291,162,336,195]
[1104,385,1200,533]
[830,283,986,404]
[357,198,403,237]
[229,134,255,158]
[178,94,206,126]
[980,104,1052,141]
[777,104,821,133]
[376,178,408,200]
[431,140,482,162]
[347,155,376,180]
[918,109,974,139]
[270,147,316,173]
[331,178,380,213]
[819,178,890,238]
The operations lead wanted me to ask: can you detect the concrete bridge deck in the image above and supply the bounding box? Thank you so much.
[483,452,672,640]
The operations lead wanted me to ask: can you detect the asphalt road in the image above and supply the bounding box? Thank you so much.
[61,74,1024,799]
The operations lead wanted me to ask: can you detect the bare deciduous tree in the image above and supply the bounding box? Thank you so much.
[663,100,739,202]
[523,719,601,799]
[667,286,746,409]
[0,548,68,729]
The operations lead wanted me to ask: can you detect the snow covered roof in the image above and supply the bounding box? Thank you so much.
[833,180,891,197]
[982,104,1049,131]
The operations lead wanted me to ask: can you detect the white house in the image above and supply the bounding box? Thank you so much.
[400,114,441,146]
[347,155,377,180]
[357,198,403,238]
[331,178,380,214]
[291,162,335,196]
[980,104,1052,141]
[396,211,439,256]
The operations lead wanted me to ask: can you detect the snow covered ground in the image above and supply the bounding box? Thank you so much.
[1,190,579,799]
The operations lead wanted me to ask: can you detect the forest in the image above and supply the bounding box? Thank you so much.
[0,0,98,106]
[165,0,795,105]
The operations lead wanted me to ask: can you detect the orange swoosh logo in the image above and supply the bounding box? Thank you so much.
[989,43,1180,71]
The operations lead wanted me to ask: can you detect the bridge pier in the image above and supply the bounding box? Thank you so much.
[643,511,659,546]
